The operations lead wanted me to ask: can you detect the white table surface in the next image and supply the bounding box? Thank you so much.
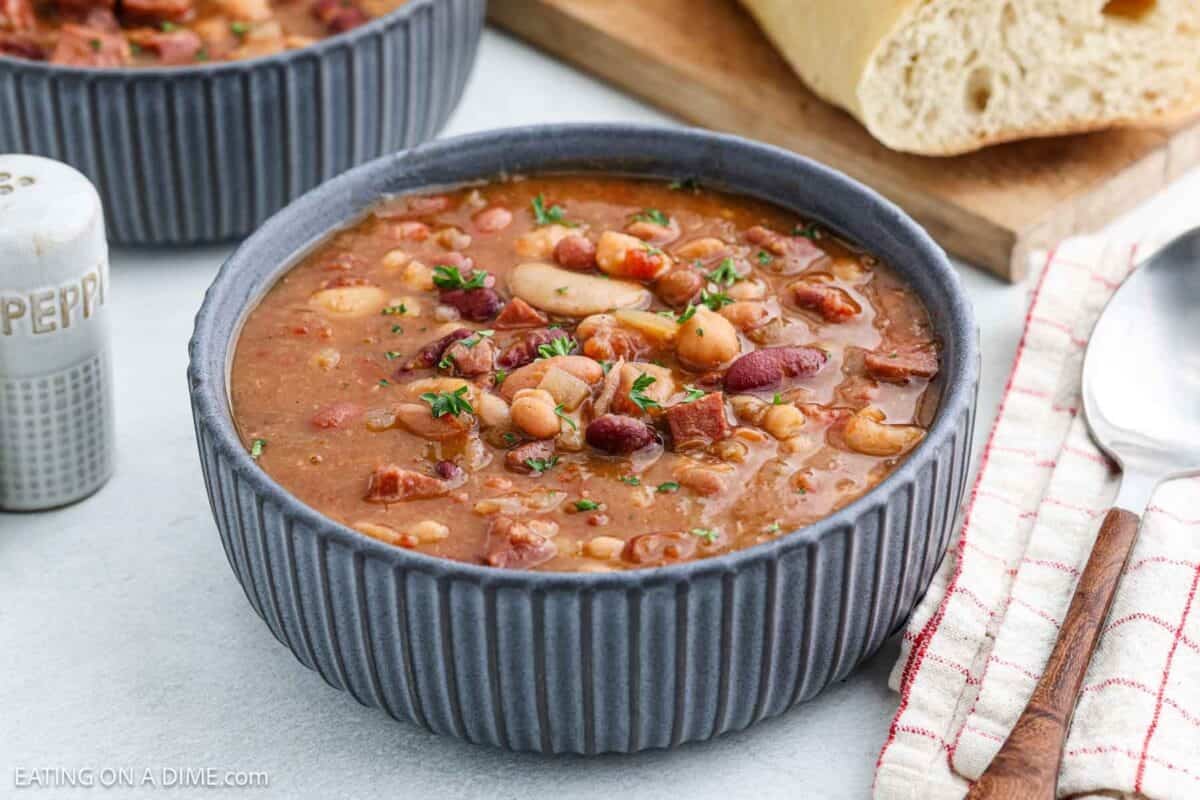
[4,29,1199,800]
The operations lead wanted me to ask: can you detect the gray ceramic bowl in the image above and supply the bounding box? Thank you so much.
[0,0,484,245]
[188,124,980,754]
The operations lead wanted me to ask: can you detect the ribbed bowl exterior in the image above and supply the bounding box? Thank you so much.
[0,0,484,245]
[189,125,980,753]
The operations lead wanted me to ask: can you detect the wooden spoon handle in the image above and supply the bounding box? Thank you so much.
[967,507,1141,800]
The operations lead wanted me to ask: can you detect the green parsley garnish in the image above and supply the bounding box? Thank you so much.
[250,438,266,459]
[676,304,697,323]
[699,289,733,310]
[632,208,670,227]
[537,336,576,359]
[230,20,249,35]
[555,286,569,295]
[690,528,720,544]
[461,330,494,348]
[656,481,680,493]
[554,404,577,430]
[378,379,390,387]
[524,456,559,475]
[756,250,773,266]
[707,258,740,286]
[763,523,782,535]
[574,499,600,512]
[618,475,641,486]
[793,223,820,240]
[682,386,705,403]
[599,360,613,374]
[88,38,101,52]
[502,432,518,445]
[695,328,705,337]
[381,303,407,316]
[391,324,404,334]
[668,177,699,192]
[772,392,784,405]
[432,265,487,291]
[494,369,508,385]
[384,351,401,360]
[194,47,209,61]
[420,386,474,418]
[160,21,177,31]
[796,487,808,495]
[531,193,574,227]
[629,373,660,412]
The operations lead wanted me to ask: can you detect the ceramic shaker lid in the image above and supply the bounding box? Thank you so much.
[0,155,115,510]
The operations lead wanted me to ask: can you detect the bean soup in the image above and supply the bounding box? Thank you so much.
[231,177,942,572]
[0,0,405,65]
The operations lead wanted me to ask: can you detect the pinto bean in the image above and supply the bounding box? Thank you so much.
[655,268,704,308]
[723,346,828,393]
[510,389,560,439]
[553,235,598,270]
[789,281,861,322]
[622,531,696,566]
[585,414,657,454]
[473,206,513,233]
[439,287,503,322]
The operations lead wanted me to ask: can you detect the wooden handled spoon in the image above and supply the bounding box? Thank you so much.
[968,228,1200,799]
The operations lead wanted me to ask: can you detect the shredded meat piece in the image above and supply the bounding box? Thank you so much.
[441,336,497,378]
[122,0,195,23]
[0,32,43,57]
[666,392,731,448]
[364,464,463,504]
[505,440,556,474]
[863,347,938,383]
[403,328,472,372]
[127,27,202,64]
[311,0,368,33]
[484,515,557,569]
[1,0,36,30]
[50,23,130,66]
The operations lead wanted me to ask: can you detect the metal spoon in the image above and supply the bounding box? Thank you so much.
[969,227,1200,799]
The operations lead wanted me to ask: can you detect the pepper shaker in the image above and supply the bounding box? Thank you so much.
[0,155,115,510]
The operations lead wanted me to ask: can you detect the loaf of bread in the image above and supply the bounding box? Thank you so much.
[739,0,1200,155]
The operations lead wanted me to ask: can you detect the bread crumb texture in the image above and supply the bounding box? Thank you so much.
[858,0,1200,154]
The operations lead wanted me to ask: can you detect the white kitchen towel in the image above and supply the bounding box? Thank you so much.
[874,225,1200,800]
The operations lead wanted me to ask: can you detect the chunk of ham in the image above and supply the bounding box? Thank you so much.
[0,32,43,59]
[311,0,368,34]
[484,515,557,570]
[310,401,361,429]
[50,23,130,66]
[494,297,548,330]
[364,463,465,503]
[1,0,36,31]
[122,0,195,24]
[863,347,939,383]
[666,392,731,448]
[127,27,202,64]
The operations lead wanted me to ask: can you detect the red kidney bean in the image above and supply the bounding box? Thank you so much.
[434,460,464,481]
[403,328,472,371]
[622,532,697,566]
[585,414,657,454]
[473,206,513,233]
[723,346,828,393]
[553,235,598,270]
[439,287,503,321]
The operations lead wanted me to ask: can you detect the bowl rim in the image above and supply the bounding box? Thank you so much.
[0,0,447,76]
[189,122,980,589]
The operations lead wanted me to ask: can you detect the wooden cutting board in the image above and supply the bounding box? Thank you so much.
[488,0,1200,281]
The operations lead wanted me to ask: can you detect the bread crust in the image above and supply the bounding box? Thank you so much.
[740,0,1200,156]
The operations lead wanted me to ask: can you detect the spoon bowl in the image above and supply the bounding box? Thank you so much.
[1083,228,1200,505]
